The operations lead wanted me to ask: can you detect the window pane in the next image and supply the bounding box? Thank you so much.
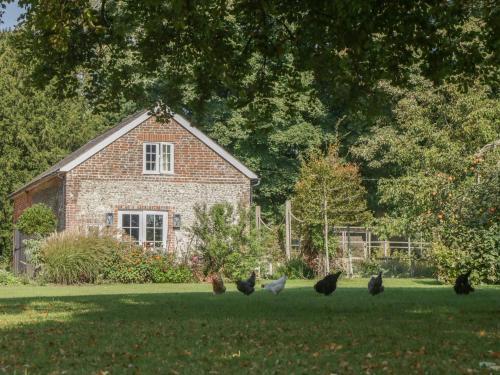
[122,214,130,227]
[131,214,140,227]
[130,228,139,241]
[167,145,172,172]
[146,228,154,241]
[145,144,159,172]
[155,215,163,226]
[161,146,167,172]
[146,161,156,171]
[155,229,163,241]
[146,215,154,227]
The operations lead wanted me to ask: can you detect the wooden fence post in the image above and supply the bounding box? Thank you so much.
[419,233,423,256]
[323,192,330,275]
[255,206,261,231]
[408,237,412,277]
[367,230,372,258]
[347,225,353,278]
[285,200,291,261]
[384,240,388,257]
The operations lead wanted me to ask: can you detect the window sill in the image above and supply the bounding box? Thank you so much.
[142,172,175,176]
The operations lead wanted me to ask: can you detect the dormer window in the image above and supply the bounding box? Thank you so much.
[143,142,174,174]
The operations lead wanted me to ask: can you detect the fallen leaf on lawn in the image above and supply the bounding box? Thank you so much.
[324,343,343,351]
[340,361,349,368]
[478,330,486,337]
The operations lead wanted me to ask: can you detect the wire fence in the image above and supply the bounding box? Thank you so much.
[256,201,435,278]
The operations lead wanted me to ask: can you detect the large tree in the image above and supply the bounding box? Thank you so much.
[2,1,497,213]
[352,73,499,282]
[3,1,496,110]
[292,146,371,267]
[0,32,118,257]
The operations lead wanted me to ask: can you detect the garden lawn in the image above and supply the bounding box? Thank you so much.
[0,279,499,374]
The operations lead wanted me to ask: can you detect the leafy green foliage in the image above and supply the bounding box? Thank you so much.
[189,203,266,280]
[0,269,22,285]
[40,229,125,284]
[432,152,499,284]
[292,146,371,255]
[194,60,329,209]
[23,236,43,269]
[353,74,499,283]
[358,257,436,279]
[0,32,123,256]
[16,203,56,236]
[276,258,315,279]
[8,2,497,220]
[103,249,193,284]
[12,1,498,110]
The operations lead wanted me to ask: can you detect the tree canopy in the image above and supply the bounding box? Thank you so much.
[4,1,498,109]
[0,32,124,256]
[0,2,498,280]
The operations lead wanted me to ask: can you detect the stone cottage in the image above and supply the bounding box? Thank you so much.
[10,110,259,270]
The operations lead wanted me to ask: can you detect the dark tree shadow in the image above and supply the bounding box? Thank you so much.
[0,286,498,374]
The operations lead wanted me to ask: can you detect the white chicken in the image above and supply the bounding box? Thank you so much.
[261,275,287,295]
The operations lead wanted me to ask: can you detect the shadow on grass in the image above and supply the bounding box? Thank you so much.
[0,286,498,318]
[0,286,499,373]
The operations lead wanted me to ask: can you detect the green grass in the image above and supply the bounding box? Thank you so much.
[0,279,499,374]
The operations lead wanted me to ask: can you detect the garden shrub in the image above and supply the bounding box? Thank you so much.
[103,248,194,283]
[150,258,193,283]
[189,203,267,280]
[359,259,382,277]
[41,228,126,284]
[24,237,44,269]
[103,248,151,283]
[16,203,57,236]
[431,227,498,284]
[0,269,22,285]
[277,258,315,279]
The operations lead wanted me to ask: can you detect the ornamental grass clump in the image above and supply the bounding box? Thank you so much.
[41,228,129,284]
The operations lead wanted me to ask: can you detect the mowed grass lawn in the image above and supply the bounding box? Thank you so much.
[0,279,499,374]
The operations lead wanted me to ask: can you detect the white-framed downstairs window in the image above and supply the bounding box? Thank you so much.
[118,211,168,249]
[143,142,174,174]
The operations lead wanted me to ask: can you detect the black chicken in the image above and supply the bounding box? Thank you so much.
[454,271,475,295]
[246,271,256,288]
[236,271,256,296]
[314,271,342,296]
[368,271,384,296]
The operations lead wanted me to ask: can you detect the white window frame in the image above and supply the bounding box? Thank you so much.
[118,211,143,244]
[143,142,174,175]
[118,210,168,249]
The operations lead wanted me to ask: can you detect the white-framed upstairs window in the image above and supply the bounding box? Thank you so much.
[143,142,174,174]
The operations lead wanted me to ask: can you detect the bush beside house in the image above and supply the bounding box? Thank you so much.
[13,201,274,285]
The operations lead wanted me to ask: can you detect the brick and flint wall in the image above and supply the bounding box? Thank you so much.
[64,116,252,253]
